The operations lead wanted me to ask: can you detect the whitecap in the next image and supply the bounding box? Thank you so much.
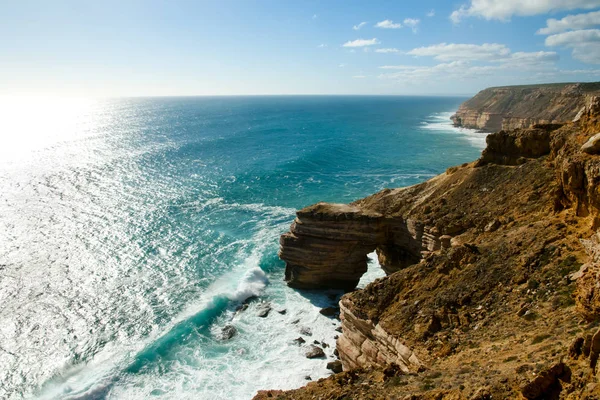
[421,111,488,150]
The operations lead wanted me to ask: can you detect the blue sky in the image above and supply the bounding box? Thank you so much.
[1,0,600,96]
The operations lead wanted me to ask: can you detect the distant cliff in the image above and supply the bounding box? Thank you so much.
[451,82,600,132]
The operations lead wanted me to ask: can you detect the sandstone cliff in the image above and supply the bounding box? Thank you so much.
[451,82,600,132]
[255,96,600,399]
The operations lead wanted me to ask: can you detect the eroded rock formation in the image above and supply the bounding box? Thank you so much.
[260,96,600,399]
[280,203,438,290]
[451,82,600,132]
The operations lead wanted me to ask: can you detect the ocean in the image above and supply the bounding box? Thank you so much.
[0,96,486,399]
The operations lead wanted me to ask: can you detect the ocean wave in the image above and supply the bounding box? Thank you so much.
[421,111,488,150]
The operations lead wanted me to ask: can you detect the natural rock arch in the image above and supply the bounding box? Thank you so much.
[279,202,442,290]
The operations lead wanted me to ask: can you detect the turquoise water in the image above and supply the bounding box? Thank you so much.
[0,96,485,399]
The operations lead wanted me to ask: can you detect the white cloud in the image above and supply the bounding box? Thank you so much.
[375,20,403,29]
[378,61,502,81]
[545,29,600,63]
[407,43,511,61]
[318,44,327,48]
[451,0,600,23]
[403,18,421,33]
[342,38,380,47]
[507,51,560,64]
[339,63,347,68]
[427,9,435,17]
[353,75,367,79]
[375,48,401,53]
[545,28,600,45]
[353,22,368,30]
[538,10,600,34]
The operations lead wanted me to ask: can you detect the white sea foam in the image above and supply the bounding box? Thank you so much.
[421,111,488,149]
[357,252,387,288]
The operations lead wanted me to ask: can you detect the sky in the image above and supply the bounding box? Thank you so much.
[1,0,600,97]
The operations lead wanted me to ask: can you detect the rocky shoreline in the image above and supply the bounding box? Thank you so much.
[255,87,600,399]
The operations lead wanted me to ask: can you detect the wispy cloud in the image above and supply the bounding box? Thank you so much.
[317,44,327,48]
[403,18,420,33]
[339,63,347,67]
[407,43,511,61]
[545,29,600,63]
[375,20,403,29]
[427,9,435,17]
[353,75,367,79]
[353,22,368,30]
[375,48,401,53]
[378,54,560,84]
[450,0,600,23]
[342,38,380,47]
[312,14,318,20]
[378,61,502,82]
[407,42,559,66]
[537,10,600,34]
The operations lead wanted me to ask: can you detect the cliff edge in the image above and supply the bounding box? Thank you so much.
[451,82,600,132]
[255,94,600,399]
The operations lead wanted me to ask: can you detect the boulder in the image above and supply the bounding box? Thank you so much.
[484,218,501,232]
[440,235,452,249]
[582,133,600,154]
[326,360,343,373]
[319,307,339,317]
[520,362,566,399]
[305,345,326,359]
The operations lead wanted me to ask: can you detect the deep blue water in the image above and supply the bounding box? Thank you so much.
[0,96,485,399]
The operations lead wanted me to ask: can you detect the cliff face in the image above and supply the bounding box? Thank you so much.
[280,204,439,290]
[256,100,600,399]
[451,82,600,132]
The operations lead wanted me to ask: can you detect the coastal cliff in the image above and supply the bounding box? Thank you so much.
[451,82,600,132]
[255,91,600,399]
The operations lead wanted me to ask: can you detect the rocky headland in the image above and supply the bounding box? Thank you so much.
[254,85,600,399]
[451,82,600,132]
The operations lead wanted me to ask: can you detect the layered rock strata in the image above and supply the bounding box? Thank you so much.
[258,104,600,399]
[280,203,439,290]
[451,82,600,132]
[337,296,422,372]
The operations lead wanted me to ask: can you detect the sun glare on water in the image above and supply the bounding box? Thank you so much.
[0,96,100,163]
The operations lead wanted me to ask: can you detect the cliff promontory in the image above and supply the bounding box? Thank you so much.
[255,91,600,399]
[451,82,600,132]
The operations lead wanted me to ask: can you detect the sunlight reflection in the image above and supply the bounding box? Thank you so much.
[0,96,100,163]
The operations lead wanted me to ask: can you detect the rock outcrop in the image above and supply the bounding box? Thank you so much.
[337,296,422,372]
[451,82,600,132]
[279,203,438,290]
[259,97,600,399]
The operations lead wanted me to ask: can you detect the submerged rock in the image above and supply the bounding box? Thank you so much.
[256,302,271,318]
[220,325,237,340]
[300,327,312,336]
[293,337,306,345]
